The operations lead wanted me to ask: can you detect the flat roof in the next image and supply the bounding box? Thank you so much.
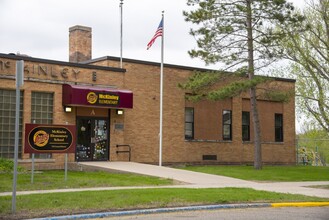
[0,53,295,83]
[0,53,126,73]
[85,56,296,83]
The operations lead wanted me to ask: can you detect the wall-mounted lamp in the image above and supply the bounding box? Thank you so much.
[64,106,72,113]
[116,109,124,115]
[92,71,97,81]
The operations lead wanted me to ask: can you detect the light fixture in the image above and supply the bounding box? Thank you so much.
[64,106,72,113]
[116,109,124,115]
[92,72,97,81]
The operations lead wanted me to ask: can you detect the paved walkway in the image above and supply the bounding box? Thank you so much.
[80,162,329,198]
[1,162,329,199]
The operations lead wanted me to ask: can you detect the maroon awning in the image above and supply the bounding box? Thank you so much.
[62,84,133,109]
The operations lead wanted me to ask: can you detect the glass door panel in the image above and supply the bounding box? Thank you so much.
[92,119,108,160]
[76,117,109,161]
[76,118,92,161]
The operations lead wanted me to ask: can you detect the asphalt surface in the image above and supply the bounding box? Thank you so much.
[98,207,329,220]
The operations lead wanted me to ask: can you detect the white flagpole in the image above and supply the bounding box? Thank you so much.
[119,0,123,68]
[159,11,164,166]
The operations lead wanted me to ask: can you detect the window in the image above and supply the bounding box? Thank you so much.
[222,110,232,140]
[31,92,54,124]
[185,108,194,139]
[0,89,23,158]
[275,113,283,142]
[242,111,250,141]
[31,92,54,159]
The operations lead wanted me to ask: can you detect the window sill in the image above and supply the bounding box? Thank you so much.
[242,141,284,145]
[264,141,285,145]
[185,139,232,143]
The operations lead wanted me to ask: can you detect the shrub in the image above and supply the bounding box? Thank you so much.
[0,158,25,173]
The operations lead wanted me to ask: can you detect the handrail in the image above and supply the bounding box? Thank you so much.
[116,144,131,161]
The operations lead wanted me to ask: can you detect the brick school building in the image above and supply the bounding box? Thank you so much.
[0,25,296,169]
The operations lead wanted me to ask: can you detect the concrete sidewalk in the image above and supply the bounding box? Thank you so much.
[81,162,252,186]
[79,162,329,199]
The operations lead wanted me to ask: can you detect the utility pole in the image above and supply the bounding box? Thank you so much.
[12,60,24,213]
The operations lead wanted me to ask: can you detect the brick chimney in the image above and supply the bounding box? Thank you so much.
[69,25,92,62]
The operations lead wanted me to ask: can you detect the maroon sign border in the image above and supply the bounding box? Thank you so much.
[62,84,133,109]
[24,124,76,154]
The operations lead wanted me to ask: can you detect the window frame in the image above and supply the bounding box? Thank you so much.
[31,91,54,159]
[242,111,250,141]
[275,113,283,142]
[0,89,23,159]
[222,110,232,141]
[185,107,194,140]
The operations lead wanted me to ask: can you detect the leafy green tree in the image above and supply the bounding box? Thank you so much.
[181,0,302,169]
[282,0,329,132]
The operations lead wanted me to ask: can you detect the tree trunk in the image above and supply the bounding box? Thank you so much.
[246,0,262,170]
[250,88,262,170]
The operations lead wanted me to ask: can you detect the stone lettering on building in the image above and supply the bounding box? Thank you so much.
[24,64,80,80]
[0,60,10,70]
[0,59,85,80]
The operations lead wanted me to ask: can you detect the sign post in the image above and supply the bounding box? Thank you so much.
[65,153,68,181]
[24,124,76,182]
[31,153,35,183]
[12,60,24,213]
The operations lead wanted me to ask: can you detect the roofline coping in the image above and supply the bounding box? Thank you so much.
[69,25,92,32]
[84,56,296,83]
[0,53,295,83]
[83,56,216,72]
[0,53,126,73]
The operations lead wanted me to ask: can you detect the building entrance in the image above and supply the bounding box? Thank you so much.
[76,117,109,161]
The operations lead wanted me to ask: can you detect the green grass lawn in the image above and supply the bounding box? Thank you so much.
[1,165,329,219]
[1,188,327,219]
[180,165,329,181]
[0,170,173,192]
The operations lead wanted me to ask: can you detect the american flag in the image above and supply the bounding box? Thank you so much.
[147,18,163,50]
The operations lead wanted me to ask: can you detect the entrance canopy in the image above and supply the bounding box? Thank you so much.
[62,84,133,109]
